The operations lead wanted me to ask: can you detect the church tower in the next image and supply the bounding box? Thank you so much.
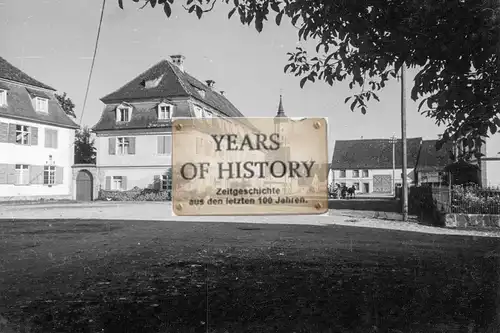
[274,94,288,146]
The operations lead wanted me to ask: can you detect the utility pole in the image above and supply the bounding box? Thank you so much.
[390,135,397,197]
[400,64,408,221]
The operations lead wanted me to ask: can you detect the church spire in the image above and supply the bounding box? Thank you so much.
[276,94,286,118]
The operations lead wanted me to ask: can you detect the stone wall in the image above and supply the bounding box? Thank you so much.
[443,213,500,228]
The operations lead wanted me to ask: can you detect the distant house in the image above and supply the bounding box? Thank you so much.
[476,134,500,188]
[91,55,253,194]
[330,137,422,193]
[414,139,454,186]
[0,56,79,201]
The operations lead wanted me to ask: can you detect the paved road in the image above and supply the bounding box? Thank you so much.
[1,201,499,238]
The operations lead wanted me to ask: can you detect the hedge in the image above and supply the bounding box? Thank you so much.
[98,186,171,202]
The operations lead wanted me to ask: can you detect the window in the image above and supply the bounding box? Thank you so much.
[353,183,360,190]
[158,105,172,120]
[35,97,48,113]
[161,169,172,191]
[117,137,130,155]
[362,169,369,177]
[352,170,360,178]
[117,107,130,122]
[0,89,6,106]
[44,165,55,185]
[112,176,123,190]
[193,105,203,118]
[16,125,30,145]
[44,129,58,148]
[196,88,206,98]
[363,183,369,193]
[339,170,346,178]
[204,110,213,118]
[15,164,29,185]
[157,135,171,155]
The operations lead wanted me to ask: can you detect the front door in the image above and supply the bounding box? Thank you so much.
[76,170,93,201]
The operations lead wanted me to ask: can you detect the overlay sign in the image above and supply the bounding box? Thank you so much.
[171,117,328,216]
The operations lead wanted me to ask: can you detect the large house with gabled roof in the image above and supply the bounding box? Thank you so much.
[91,55,254,193]
[330,137,422,193]
[0,56,79,201]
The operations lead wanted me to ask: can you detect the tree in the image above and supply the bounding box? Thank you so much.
[119,0,500,157]
[55,92,77,118]
[75,126,96,164]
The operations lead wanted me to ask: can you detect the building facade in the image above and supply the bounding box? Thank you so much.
[0,56,79,201]
[330,137,422,193]
[91,55,252,194]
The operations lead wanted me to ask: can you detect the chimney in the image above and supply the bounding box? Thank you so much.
[170,54,186,72]
[206,80,215,89]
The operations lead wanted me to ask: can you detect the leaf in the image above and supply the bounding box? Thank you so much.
[196,5,203,19]
[275,11,283,25]
[255,18,263,32]
[344,97,351,103]
[300,76,308,89]
[361,106,367,114]
[350,99,358,111]
[271,2,280,12]
[228,7,236,19]
[150,0,157,8]
[118,0,124,9]
[490,123,497,135]
[373,94,380,102]
[163,3,172,17]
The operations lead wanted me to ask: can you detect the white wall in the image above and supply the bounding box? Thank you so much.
[485,160,500,188]
[0,116,75,198]
[331,168,414,192]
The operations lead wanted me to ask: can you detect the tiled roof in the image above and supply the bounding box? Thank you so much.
[331,137,422,170]
[415,140,454,172]
[0,81,79,129]
[0,56,55,91]
[100,59,245,118]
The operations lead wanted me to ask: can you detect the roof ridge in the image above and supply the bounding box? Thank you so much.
[0,56,55,91]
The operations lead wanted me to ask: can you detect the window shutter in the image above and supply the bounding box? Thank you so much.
[6,164,16,184]
[44,129,50,147]
[165,136,171,154]
[0,164,7,184]
[108,137,116,155]
[157,136,165,154]
[56,166,64,184]
[30,165,43,184]
[7,124,16,143]
[0,122,8,143]
[122,176,127,190]
[128,137,136,154]
[153,175,161,190]
[105,176,111,190]
[53,130,58,149]
[31,127,38,146]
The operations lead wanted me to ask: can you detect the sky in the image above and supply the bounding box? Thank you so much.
[0,0,445,161]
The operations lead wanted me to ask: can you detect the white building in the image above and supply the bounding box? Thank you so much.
[0,56,79,201]
[330,137,422,193]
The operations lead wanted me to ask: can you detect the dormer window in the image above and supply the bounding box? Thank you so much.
[193,105,204,118]
[157,102,173,120]
[204,110,213,118]
[35,97,48,113]
[116,103,132,122]
[0,89,6,106]
[196,88,206,98]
